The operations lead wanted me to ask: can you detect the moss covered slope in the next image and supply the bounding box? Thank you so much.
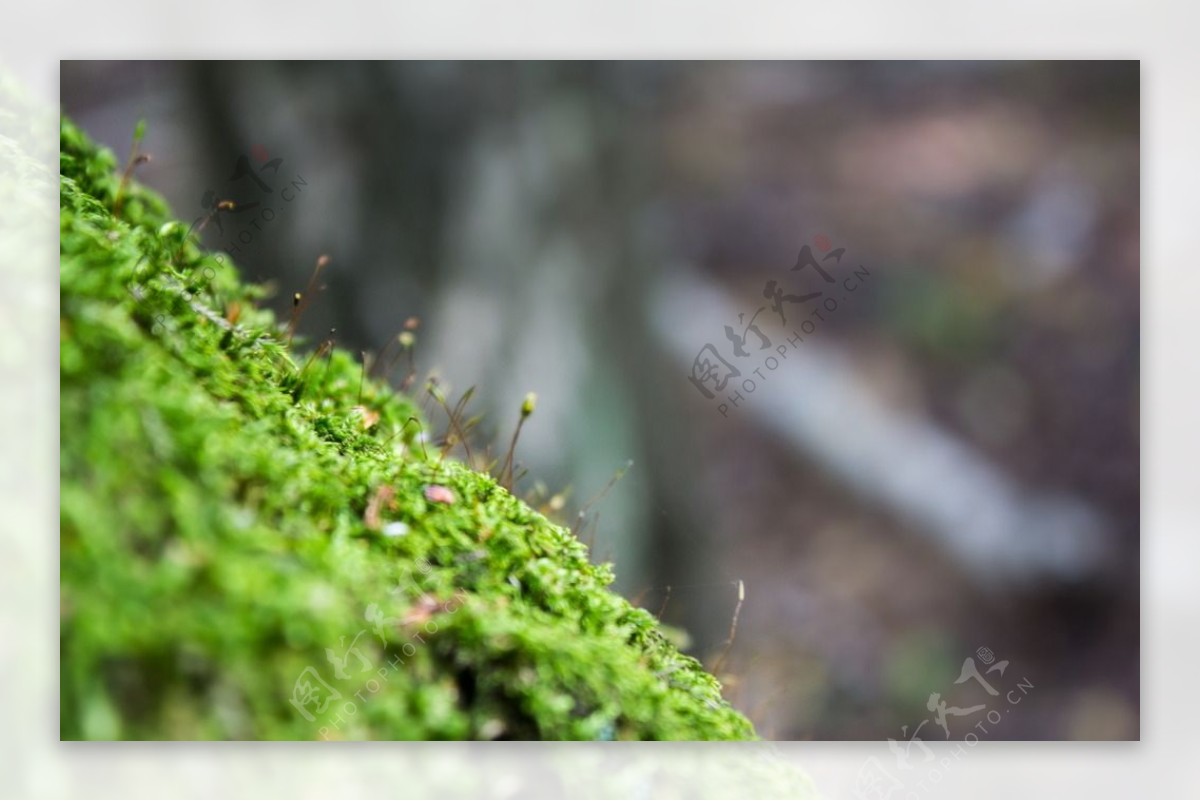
[59,120,755,741]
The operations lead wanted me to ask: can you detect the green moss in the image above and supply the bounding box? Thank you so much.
[59,118,757,741]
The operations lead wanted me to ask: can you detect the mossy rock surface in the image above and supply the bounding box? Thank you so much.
[59,119,756,741]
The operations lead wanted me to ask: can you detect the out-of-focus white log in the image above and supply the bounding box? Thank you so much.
[653,272,1114,588]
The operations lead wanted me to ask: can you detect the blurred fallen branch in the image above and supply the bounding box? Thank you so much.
[654,273,1115,589]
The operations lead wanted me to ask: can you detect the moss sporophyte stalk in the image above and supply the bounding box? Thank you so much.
[59,118,758,741]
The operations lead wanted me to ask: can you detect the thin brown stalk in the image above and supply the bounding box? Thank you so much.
[286,254,331,346]
[710,580,745,676]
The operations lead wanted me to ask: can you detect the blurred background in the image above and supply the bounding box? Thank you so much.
[60,61,1139,741]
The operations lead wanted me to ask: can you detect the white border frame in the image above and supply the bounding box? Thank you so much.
[5,2,1196,797]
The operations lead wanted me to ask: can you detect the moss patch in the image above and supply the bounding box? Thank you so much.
[59,119,756,741]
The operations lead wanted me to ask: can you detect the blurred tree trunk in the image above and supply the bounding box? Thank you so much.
[184,61,731,654]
